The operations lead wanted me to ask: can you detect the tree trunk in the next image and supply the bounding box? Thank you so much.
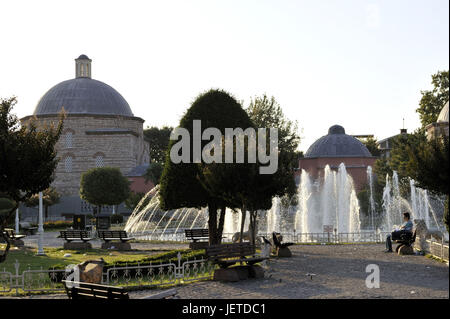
[239,205,246,244]
[217,206,226,244]
[208,203,219,245]
[249,210,257,247]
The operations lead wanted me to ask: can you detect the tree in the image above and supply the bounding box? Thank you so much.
[406,135,449,232]
[0,96,63,263]
[144,126,173,164]
[80,167,131,215]
[243,94,301,245]
[416,70,449,128]
[144,162,164,185]
[24,187,60,220]
[159,89,254,245]
[361,137,381,157]
[125,191,146,210]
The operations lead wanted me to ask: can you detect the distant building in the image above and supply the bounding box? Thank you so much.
[426,101,449,140]
[20,55,151,220]
[377,128,408,159]
[298,125,377,191]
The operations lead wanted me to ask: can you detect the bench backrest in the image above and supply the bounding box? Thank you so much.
[97,230,128,239]
[62,281,129,299]
[206,242,256,259]
[60,230,89,239]
[185,228,209,239]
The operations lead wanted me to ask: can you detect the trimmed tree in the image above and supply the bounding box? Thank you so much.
[159,89,254,245]
[0,96,63,263]
[80,167,131,215]
[25,187,60,220]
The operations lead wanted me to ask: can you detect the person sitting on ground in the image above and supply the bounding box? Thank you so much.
[385,212,413,253]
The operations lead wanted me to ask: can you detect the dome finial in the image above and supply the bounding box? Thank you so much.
[75,54,92,79]
[328,125,345,135]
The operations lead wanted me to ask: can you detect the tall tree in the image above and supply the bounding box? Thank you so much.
[159,89,254,245]
[144,126,173,164]
[416,70,449,128]
[245,95,301,244]
[406,136,449,232]
[25,187,60,220]
[0,97,63,262]
[361,137,381,157]
[80,167,131,215]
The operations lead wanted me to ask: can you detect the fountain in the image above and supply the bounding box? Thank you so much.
[124,164,448,242]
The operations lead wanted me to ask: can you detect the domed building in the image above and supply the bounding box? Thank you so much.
[298,125,377,191]
[426,101,449,140]
[20,55,151,218]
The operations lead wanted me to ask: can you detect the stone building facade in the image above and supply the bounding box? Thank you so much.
[19,55,150,218]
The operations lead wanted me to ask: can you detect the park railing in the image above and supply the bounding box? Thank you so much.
[0,252,216,296]
[131,229,392,244]
[103,252,215,288]
[415,236,449,262]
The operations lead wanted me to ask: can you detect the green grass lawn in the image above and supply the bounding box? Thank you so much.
[0,246,153,273]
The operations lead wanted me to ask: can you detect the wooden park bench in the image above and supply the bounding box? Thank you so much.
[185,228,209,249]
[97,230,134,243]
[2,228,26,246]
[60,230,93,249]
[97,230,134,250]
[62,281,178,299]
[60,230,93,243]
[3,228,26,240]
[206,242,267,268]
[393,228,417,255]
[20,222,38,235]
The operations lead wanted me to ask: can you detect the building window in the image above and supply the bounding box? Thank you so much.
[65,131,73,148]
[65,156,73,173]
[95,155,104,168]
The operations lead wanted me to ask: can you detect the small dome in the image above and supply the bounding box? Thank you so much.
[33,78,134,117]
[437,101,449,123]
[77,54,90,60]
[305,125,372,158]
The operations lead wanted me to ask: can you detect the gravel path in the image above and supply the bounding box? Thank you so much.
[3,243,448,299]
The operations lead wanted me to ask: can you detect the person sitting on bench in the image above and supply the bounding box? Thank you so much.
[385,212,413,253]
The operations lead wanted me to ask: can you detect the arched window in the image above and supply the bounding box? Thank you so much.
[95,155,104,168]
[65,156,73,173]
[65,131,73,148]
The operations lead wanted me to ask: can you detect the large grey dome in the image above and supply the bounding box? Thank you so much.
[33,78,134,117]
[305,125,373,158]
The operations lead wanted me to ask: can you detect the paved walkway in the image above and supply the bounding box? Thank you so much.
[3,244,448,299]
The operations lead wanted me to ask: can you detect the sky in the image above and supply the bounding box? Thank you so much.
[0,0,448,152]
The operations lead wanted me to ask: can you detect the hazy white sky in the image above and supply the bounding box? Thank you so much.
[1,0,448,151]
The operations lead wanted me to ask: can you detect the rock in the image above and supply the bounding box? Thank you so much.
[398,245,414,255]
[63,253,72,258]
[248,265,265,279]
[277,247,292,257]
[101,242,131,251]
[213,268,240,282]
[78,258,105,284]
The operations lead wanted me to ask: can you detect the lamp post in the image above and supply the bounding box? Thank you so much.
[15,208,19,234]
[36,191,46,256]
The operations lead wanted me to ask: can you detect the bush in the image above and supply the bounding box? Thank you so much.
[110,214,124,224]
[31,220,73,230]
